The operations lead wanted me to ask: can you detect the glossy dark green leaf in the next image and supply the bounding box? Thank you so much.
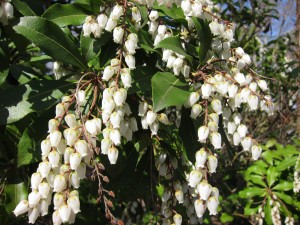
[0,79,74,125]
[14,17,87,69]
[154,36,193,63]
[13,0,36,16]
[42,3,87,27]
[152,72,190,112]
[4,182,28,214]
[129,66,157,94]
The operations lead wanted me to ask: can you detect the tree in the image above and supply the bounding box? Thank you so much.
[0,0,299,225]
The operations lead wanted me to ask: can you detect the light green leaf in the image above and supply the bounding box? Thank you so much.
[274,192,293,205]
[244,201,258,216]
[220,213,234,223]
[42,3,87,27]
[267,166,279,187]
[275,156,298,172]
[238,187,265,198]
[154,36,193,63]
[264,197,272,225]
[272,181,293,191]
[152,72,190,112]
[13,17,87,69]
[0,79,74,125]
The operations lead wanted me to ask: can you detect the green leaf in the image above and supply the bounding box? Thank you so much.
[0,79,73,125]
[245,175,267,187]
[13,17,87,69]
[17,110,53,167]
[265,139,277,148]
[238,187,265,198]
[129,66,157,94]
[42,3,87,27]
[267,166,279,187]
[220,213,234,223]
[154,36,193,63]
[274,192,293,205]
[13,0,37,16]
[264,197,272,225]
[192,17,212,63]
[275,156,298,172]
[244,201,258,216]
[4,182,28,214]
[272,181,293,191]
[152,72,190,112]
[153,4,187,25]
[179,108,201,162]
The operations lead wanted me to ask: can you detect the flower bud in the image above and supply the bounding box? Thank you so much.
[38,182,51,199]
[141,116,148,130]
[125,54,136,69]
[102,66,115,81]
[241,137,252,151]
[190,104,202,119]
[201,83,212,99]
[173,214,182,225]
[158,113,169,125]
[70,153,82,170]
[207,197,218,215]
[67,196,81,214]
[53,175,66,193]
[208,155,218,173]
[233,132,241,146]
[97,14,108,29]
[13,200,29,216]
[28,207,39,224]
[210,132,222,149]
[28,190,41,207]
[113,26,124,44]
[251,145,262,160]
[50,131,62,147]
[48,119,59,133]
[198,126,209,143]
[65,114,77,128]
[188,170,202,188]
[197,181,212,201]
[57,139,66,155]
[59,204,72,223]
[175,190,184,204]
[85,119,97,136]
[194,199,205,218]
[195,148,207,168]
[109,129,121,146]
[52,210,62,225]
[181,64,190,78]
[108,147,119,164]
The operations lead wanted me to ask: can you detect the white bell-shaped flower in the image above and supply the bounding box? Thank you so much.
[41,139,51,156]
[105,18,117,32]
[210,132,222,149]
[188,170,202,188]
[197,181,212,201]
[234,72,246,85]
[158,24,167,35]
[28,207,39,224]
[208,155,218,173]
[111,4,123,19]
[113,88,127,106]
[150,121,159,135]
[249,82,257,92]
[132,7,141,22]
[201,83,212,99]
[237,59,246,70]
[207,197,219,215]
[233,132,241,146]
[227,121,237,134]
[251,145,262,160]
[237,124,247,138]
[102,66,115,81]
[258,79,268,91]
[31,172,43,190]
[38,162,51,179]
[192,2,202,17]
[141,116,148,130]
[247,94,259,110]
[211,187,219,198]
[63,128,78,147]
[241,137,252,151]
[48,150,61,168]
[53,175,66,193]
[74,140,88,157]
[146,110,157,125]
[28,190,41,207]
[149,10,159,21]
[125,54,136,69]
[97,14,108,29]
[57,139,66,155]
[67,196,81,214]
[185,92,200,107]
[76,90,85,106]
[83,22,91,37]
[13,200,29,217]
[108,147,119,164]
[173,58,184,68]
[242,54,251,65]
[55,103,65,118]
[181,64,190,78]
[110,112,122,129]
[109,129,121,146]
[234,93,243,108]
[65,114,77,128]
[70,152,82,170]
[52,210,63,225]
[209,113,219,124]
[70,171,80,189]
[121,71,132,88]
[39,199,49,216]
[198,126,209,143]
[125,39,137,55]
[46,171,55,188]
[113,26,124,44]
[195,148,207,168]
[194,199,206,218]
[190,104,202,119]
[64,147,74,164]
[101,138,112,155]
[38,182,50,199]
[228,83,238,98]
[175,190,184,204]
[241,87,251,103]
[211,99,222,115]
[235,47,244,57]
[166,55,176,68]
[91,22,101,38]
[173,214,182,225]
[85,119,97,136]
[138,102,148,116]
[50,131,62,147]
[59,204,72,223]
[54,193,64,210]
[48,119,59,133]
